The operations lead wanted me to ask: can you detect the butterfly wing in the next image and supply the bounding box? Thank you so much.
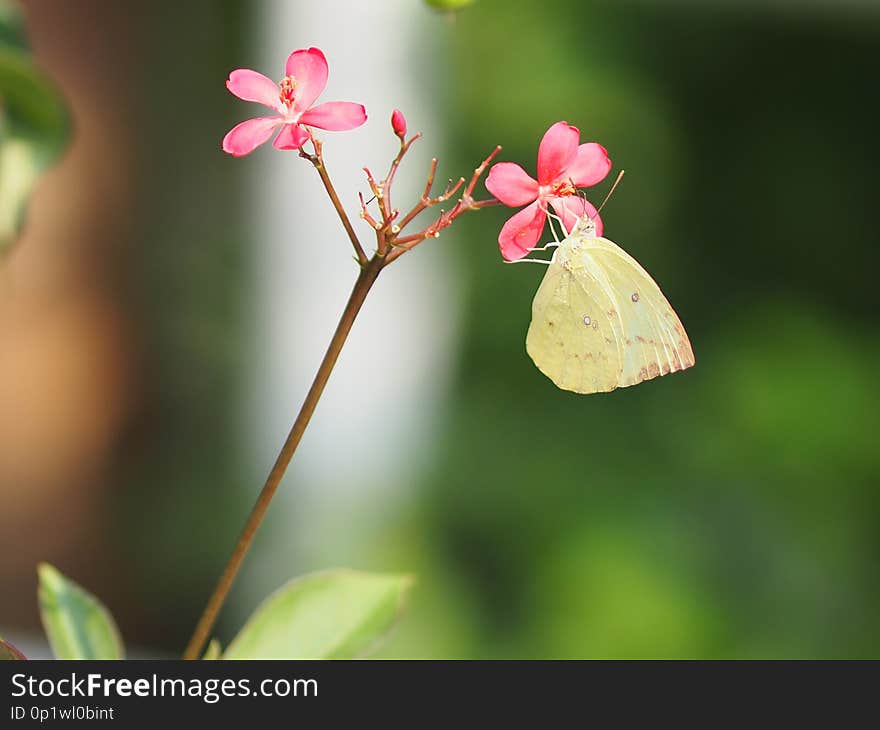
[526,257,623,394]
[525,235,694,394]
[584,236,695,388]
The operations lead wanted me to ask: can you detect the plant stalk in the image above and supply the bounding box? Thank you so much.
[182,256,383,659]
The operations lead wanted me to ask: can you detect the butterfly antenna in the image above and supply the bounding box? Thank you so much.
[596,170,625,214]
[576,190,595,224]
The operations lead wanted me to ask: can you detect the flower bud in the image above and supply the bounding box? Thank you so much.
[391,109,407,140]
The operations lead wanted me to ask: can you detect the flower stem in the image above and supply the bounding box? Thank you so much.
[314,161,369,266]
[182,256,383,660]
[301,135,368,267]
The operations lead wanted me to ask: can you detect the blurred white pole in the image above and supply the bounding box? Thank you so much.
[240,0,461,601]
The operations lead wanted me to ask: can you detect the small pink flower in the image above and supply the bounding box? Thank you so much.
[391,109,407,140]
[222,47,367,157]
[485,121,611,261]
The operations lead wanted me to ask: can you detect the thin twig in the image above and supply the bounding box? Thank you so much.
[301,135,368,267]
[386,146,501,263]
[382,133,422,221]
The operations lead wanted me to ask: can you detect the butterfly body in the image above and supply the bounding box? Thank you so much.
[526,217,694,394]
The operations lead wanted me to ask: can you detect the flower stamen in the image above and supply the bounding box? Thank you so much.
[279,75,297,108]
[551,178,577,197]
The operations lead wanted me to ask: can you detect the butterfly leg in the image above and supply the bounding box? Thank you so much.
[527,242,560,252]
[503,257,552,265]
[545,207,564,243]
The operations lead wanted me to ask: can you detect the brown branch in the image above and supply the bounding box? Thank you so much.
[385,146,501,263]
[382,133,422,221]
[184,127,501,659]
[301,135,368,267]
[358,192,382,231]
[183,257,384,659]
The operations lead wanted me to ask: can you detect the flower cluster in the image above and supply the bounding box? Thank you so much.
[222,48,612,264]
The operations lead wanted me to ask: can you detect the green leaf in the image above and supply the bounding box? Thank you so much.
[425,0,475,10]
[0,0,28,52]
[0,3,69,252]
[224,569,413,660]
[37,563,124,660]
[202,638,221,660]
[0,638,26,660]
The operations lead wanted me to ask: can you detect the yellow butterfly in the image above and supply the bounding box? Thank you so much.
[525,214,695,394]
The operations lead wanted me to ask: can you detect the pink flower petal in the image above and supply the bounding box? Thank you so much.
[273,123,310,150]
[549,196,603,237]
[285,47,329,113]
[498,201,547,261]
[536,121,580,185]
[299,101,367,131]
[226,69,281,110]
[566,143,611,188]
[222,116,282,157]
[485,162,539,207]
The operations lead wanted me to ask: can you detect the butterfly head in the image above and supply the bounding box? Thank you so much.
[557,214,597,267]
[569,214,597,239]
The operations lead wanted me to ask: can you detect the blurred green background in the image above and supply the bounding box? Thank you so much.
[1,0,878,658]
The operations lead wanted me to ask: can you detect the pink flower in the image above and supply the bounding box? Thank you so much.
[222,47,367,157]
[485,121,611,261]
